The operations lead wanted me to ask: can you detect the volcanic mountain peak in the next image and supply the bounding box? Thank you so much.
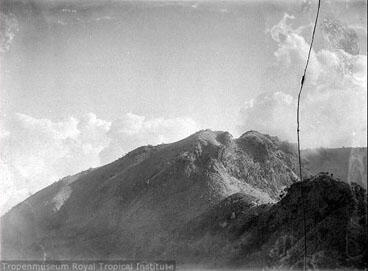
[2,130,365,265]
[187,129,233,146]
[1,130,301,260]
[163,129,234,155]
[117,129,286,172]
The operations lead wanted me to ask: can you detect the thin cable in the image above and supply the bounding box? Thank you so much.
[297,0,321,270]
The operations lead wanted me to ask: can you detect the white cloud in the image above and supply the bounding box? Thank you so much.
[0,113,110,214]
[1,112,198,214]
[238,13,367,148]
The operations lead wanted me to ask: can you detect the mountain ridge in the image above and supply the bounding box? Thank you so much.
[1,130,367,269]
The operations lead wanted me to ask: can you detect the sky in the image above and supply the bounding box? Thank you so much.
[0,0,367,213]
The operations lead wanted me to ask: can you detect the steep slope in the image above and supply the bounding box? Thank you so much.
[1,130,300,260]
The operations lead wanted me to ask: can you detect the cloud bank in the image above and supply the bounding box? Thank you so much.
[238,13,367,148]
[0,112,198,214]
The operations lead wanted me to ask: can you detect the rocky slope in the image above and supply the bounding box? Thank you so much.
[1,130,367,269]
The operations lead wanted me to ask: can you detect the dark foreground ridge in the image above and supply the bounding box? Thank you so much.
[173,174,367,269]
[1,130,367,269]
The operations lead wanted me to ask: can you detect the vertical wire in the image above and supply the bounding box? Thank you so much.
[297,0,321,270]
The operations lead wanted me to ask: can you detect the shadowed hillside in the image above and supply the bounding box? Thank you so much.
[170,174,367,269]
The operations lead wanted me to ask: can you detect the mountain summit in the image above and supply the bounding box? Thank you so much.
[1,130,366,269]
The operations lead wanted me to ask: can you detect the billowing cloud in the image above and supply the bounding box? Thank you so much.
[238,13,367,148]
[0,113,110,214]
[239,92,296,143]
[0,112,198,214]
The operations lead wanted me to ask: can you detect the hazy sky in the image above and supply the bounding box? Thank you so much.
[0,0,367,212]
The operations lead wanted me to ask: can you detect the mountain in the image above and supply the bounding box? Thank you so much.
[1,130,367,269]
